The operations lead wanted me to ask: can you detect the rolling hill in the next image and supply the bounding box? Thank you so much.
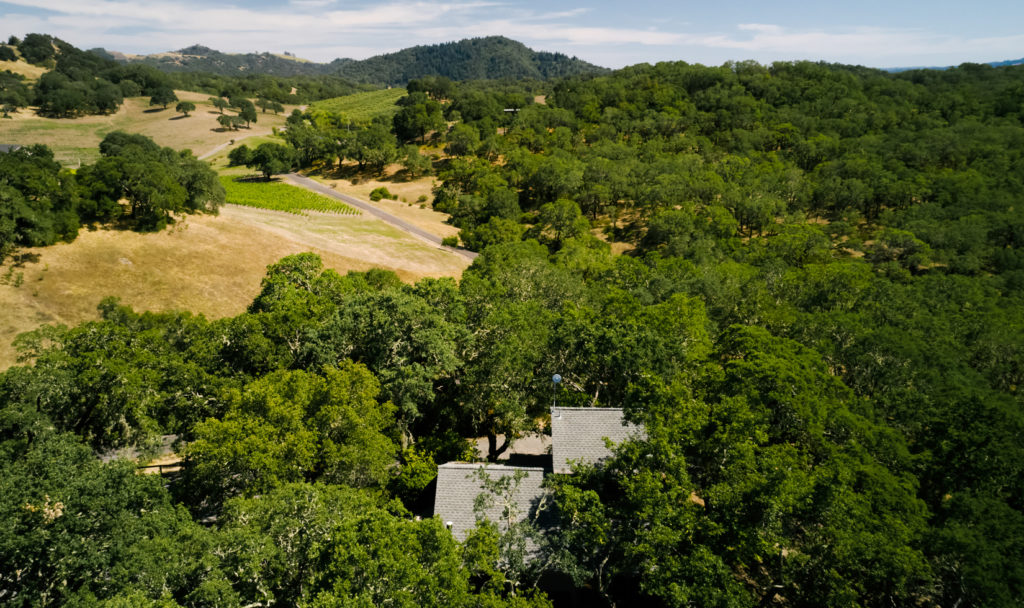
[99,36,607,84]
[100,44,328,77]
[326,37,608,84]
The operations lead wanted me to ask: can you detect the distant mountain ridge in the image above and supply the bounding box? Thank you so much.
[884,57,1024,72]
[98,37,607,84]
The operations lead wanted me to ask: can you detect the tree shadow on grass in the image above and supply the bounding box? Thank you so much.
[9,252,40,268]
[169,115,188,120]
[233,174,279,183]
[143,107,166,114]
[318,161,405,183]
[318,163,361,182]
[388,168,433,184]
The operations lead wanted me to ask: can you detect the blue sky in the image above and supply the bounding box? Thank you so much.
[2,0,1022,69]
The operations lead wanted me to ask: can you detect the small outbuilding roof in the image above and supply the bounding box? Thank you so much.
[0,144,22,154]
[550,407,645,474]
[433,462,549,541]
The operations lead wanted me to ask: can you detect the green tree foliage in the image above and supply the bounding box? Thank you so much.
[350,121,399,171]
[280,119,341,168]
[34,70,124,117]
[149,86,177,109]
[75,132,224,229]
[3,298,229,452]
[402,144,433,177]
[461,216,526,251]
[525,198,590,251]
[209,96,227,113]
[393,91,445,143]
[16,33,56,65]
[0,144,80,259]
[245,142,296,179]
[446,122,482,156]
[227,144,253,167]
[547,327,935,607]
[117,78,141,97]
[0,429,194,606]
[174,100,195,116]
[4,46,1024,607]
[239,104,258,127]
[0,71,31,112]
[216,113,236,130]
[329,36,603,86]
[184,364,397,508]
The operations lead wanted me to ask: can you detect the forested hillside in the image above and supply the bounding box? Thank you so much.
[2,56,1024,607]
[98,36,605,84]
[103,44,329,77]
[325,37,606,85]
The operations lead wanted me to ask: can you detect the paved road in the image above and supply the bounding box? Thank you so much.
[285,173,478,261]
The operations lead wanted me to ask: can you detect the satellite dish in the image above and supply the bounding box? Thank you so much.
[552,374,562,384]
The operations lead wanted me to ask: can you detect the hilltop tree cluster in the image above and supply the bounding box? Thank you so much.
[2,53,1024,607]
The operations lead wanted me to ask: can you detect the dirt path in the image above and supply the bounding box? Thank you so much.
[285,173,478,260]
[199,133,259,160]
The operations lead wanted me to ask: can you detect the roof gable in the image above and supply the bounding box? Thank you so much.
[433,463,548,541]
[550,407,644,474]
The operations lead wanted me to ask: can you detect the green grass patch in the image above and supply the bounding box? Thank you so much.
[307,89,407,124]
[220,176,358,216]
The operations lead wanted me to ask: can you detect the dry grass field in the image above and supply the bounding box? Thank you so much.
[0,56,48,81]
[0,92,296,165]
[0,205,471,369]
[312,162,460,240]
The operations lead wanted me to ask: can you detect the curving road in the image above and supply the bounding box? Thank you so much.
[284,173,478,261]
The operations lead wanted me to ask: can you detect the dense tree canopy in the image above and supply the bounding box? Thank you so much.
[3,51,1024,608]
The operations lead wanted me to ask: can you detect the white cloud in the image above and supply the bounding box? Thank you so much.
[736,23,782,34]
[3,0,511,59]
[323,2,499,28]
[290,0,334,7]
[537,8,589,20]
[678,24,1024,65]
[420,20,683,46]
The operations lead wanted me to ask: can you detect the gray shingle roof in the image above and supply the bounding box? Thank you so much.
[550,407,644,474]
[0,144,22,154]
[433,463,548,541]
